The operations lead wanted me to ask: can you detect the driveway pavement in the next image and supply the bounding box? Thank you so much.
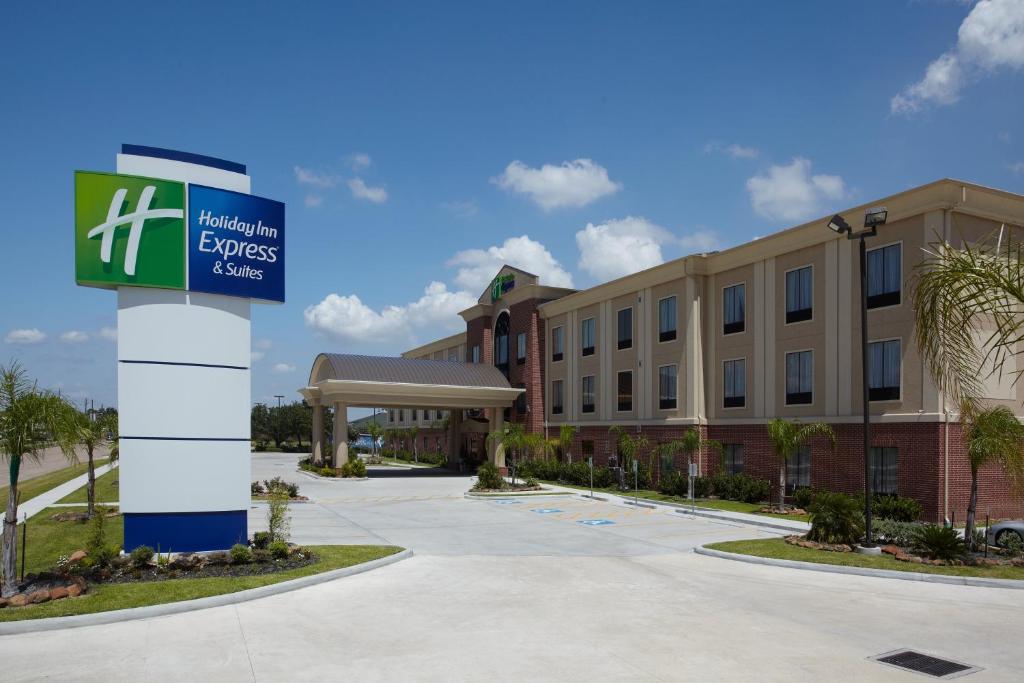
[3,452,1022,682]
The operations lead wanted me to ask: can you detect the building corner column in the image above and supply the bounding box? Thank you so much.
[332,402,348,469]
[311,398,323,465]
[488,408,506,471]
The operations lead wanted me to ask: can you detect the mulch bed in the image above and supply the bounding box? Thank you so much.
[784,534,1024,567]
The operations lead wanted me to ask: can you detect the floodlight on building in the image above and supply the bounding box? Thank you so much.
[827,214,852,234]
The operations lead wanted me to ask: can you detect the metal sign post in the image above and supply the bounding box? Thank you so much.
[589,456,594,498]
[689,462,698,515]
[633,459,639,507]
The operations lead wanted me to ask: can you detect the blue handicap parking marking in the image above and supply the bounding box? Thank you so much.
[531,508,563,514]
[578,519,615,526]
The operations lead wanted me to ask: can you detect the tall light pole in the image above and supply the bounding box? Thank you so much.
[274,394,284,408]
[827,207,887,549]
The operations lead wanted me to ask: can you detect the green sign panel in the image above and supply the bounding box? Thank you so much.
[490,273,515,302]
[74,171,186,290]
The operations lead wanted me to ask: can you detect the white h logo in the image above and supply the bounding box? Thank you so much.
[86,186,184,276]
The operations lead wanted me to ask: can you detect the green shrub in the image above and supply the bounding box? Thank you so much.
[999,531,1024,557]
[130,545,154,568]
[340,457,367,478]
[871,494,921,522]
[659,471,688,497]
[268,539,290,559]
[474,462,506,490]
[710,473,771,503]
[267,491,292,542]
[251,481,264,496]
[230,543,252,564]
[807,492,864,545]
[791,487,815,509]
[873,518,923,547]
[692,475,712,499]
[85,509,118,566]
[913,525,965,560]
[419,451,448,466]
[252,531,272,550]
[263,476,300,497]
[318,466,336,477]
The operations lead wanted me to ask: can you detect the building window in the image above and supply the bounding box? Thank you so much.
[552,380,564,415]
[412,409,418,421]
[495,311,510,376]
[517,332,527,364]
[581,375,595,413]
[867,243,901,309]
[723,358,746,408]
[399,410,404,422]
[424,409,432,421]
[870,446,899,495]
[448,350,458,361]
[786,445,811,494]
[617,307,633,350]
[471,345,480,363]
[582,440,594,461]
[659,296,677,342]
[388,410,394,423]
[515,384,527,413]
[723,284,745,335]
[552,326,564,362]
[868,339,901,401]
[785,266,813,324]
[617,370,632,411]
[581,318,595,356]
[659,364,677,410]
[785,350,813,405]
[723,444,744,474]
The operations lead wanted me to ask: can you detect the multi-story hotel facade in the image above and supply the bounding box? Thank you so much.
[386,179,1024,523]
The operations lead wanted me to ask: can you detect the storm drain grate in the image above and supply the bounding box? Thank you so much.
[873,650,980,678]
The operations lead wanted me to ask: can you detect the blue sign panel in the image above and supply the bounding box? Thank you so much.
[531,508,562,514]
[188,184,285,302]
[579,519,614,526]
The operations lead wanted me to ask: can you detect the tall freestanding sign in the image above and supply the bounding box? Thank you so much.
[75,145,285,552]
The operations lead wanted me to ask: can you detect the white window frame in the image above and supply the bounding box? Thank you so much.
[722,356,746,409]
[658,295,678,344]
[551,325,564,362]
[616,306,634,351]
[868,336,903,403]
[783,263,814,325]
[616,369,633,413]
[657,363,678,411]
[865,240,903,311]
[581,374,596,413]
[722,282,746,336]
[580,317,596,356]
[784,348,815,407]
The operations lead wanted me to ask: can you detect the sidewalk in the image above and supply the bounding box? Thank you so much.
[16,463,116,523]
[538,481,810,534]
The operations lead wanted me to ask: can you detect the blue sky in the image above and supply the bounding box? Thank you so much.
[2,0,1023,412]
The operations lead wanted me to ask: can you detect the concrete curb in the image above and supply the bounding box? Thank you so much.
[673,508,807,533]
[694,546,1024,590]
[295,469,368,482]
[0,548,414,636]
[464,491,571,499]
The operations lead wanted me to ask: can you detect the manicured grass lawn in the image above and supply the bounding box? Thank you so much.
[0,544,402,622]
[57,467,119,504]
[21,506,124,575]
[0,458,109,506]
[541,481,810,522]
[705,538,1024,581]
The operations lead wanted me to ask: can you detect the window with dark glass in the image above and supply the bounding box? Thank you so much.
[412,409,418,421]
[581,375,595,413]
[517,332,526,364]
[867,243,901,309]
[471,345,480,363]
[582,440,594,460]
[515,384,527,413]
[723,358,745,408]
[785,266,813,323]
[659,364,677,410]
[552,380,564,415]
[785,350,813,405]
[617,370,632,411]
[552,326,564,362]
[399,410,404,422]
[870,446,898,495]
[659,296,677,342]
[723,284,745,334]
[581,318,595,356]
[723,444,744,474]
[494,311,510,376]
[617,307,633,350]
[786,445,811,493]
[868,339,901,401]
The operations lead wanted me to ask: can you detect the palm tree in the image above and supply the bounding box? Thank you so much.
[73,410,117,519]
[409,425,420,463]
[366,420,383,459]
[913,233,1024,413]
[486,423,543,484]
[654,427,721,481]
[609,426,651,488]
[766,418,835,512]
[1,362,78,597]
[557,424,577,463]
[962,406,1024,549]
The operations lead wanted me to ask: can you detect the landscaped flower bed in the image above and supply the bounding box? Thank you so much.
[783,534,1024,568]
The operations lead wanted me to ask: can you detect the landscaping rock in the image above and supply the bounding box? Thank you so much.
[27,589,50,604]
[9,594,28,607]
[169,553,198,570]
[68,549,88,564]
[881,545,901,556]
[49,586,69,600]
[909,556,924,564]
[0,597,7,608]
[67,583,84,598]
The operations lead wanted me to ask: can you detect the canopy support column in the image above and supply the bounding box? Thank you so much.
[311,398,323,466]
[447,410,462,469]
[332,401,349,469]
[488,408,505,470]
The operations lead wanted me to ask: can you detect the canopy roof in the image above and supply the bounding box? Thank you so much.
[300,353,522,409]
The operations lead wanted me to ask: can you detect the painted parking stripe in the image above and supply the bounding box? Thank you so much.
[531,508,563,514]
[493,500,521,505]
[578,519,615,526]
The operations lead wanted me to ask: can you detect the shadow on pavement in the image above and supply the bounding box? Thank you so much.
[366,465,472,479]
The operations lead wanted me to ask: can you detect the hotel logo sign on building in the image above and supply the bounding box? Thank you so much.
[75,171,285,302]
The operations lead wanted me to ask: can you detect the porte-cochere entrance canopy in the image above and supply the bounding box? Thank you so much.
[299,353,522,468]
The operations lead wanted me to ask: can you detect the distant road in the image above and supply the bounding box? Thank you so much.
[17,444,112,482]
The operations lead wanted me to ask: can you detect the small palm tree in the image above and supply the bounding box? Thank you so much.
[73,410,117,519]
[409,425,420,463]
[962,405,1024,549]
[366,420,383,459]
[1,362,78,597]
[766,418,835,512]
[557,424,577,463]
[654,427,721,481]
[486,423,543,483]
[609,426,652,488]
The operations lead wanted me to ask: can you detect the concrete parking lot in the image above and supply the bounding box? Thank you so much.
[3,453,1023,682]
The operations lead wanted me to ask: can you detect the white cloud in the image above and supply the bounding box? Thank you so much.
[272,363,296,373]
[1008,161,1024,173]
[254,338,272,350]
[293,165,338,188]
[746,157,846,222]
[251,351,266,362]
[304,194,323,208]
[60,330,89,344]
[892,0,1024,114]
[98,326,117,342]
[447,236,574,292]
[441,200,479,218]
[704,141,759,159]
[5,328,46,345]
[348,177,388,203]
[305,282,474,343]
[347,152,372,170]
[491,159,621,210]
[574,218,720,281]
